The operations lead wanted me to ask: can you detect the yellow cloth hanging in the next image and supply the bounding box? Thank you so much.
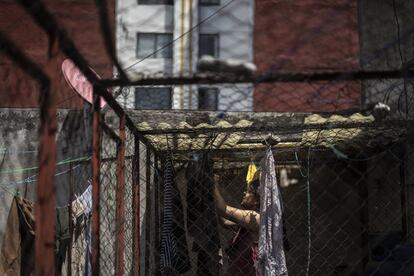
[246,163,257,188]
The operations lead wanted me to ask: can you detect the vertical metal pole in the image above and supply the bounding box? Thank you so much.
[145,149,151,275]
[400,147,408,242]
[36,36,58,276]
[359,161,369,273]
[68,162,74,276]
[132,137,140,276]
[116,114,126,276]
[92,86,102,276]
[154,156,160,275]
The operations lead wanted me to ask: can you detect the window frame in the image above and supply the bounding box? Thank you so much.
[136,33,173,59]
[137,0,174,5]
[198,87,219,111]
[199,0,220,6]
[134,87,172,110]
[198,33,219,58]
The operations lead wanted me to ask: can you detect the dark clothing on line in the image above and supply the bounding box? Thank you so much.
[186,154,221,275]
[0,197,35,276]
[160,158,191,275]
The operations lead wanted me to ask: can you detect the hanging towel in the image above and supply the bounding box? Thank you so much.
[258,149,288,276]
[160,158,191,275]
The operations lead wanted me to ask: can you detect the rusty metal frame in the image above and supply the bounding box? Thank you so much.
[0,30,59,276]
[153,155,161,275]
[68,162,74,276]
[115,114,126,275]
[145,148,152,275]
[92,87,102,276]
[35,35,59,276]
[132,137,141,276]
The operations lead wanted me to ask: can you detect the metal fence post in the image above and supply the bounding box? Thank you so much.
[145,149,151,275]
[92,86,102,276]
[68,162,74,276]
[36,36,58,276]
[154,156,160,275]
[116,114,126,275]
[132,137,140,276]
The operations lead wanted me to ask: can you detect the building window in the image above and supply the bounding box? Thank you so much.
[135,87,172,110]
[198,87,218,110]
[199,34,219,58]
[199,0,220,5]
[138,0,173,4]
[136,33,173,58]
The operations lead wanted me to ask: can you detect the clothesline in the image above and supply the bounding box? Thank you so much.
[0,163,83,194]
[0,155,90,175]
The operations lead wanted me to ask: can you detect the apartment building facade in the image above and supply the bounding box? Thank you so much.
[116,0,254,111]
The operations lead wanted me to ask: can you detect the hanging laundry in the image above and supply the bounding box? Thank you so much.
[0,197,35,276]
[84,213,92,276]
[258,149,288,276]
[160,158,191,275]
[60,183,92,276]
[55,107,92,207]
[0,182,92,276]
[55,206,71,276]
[186,154,221,275]
[246,162,258,189]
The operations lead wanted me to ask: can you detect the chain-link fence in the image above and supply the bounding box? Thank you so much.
[1,1,414,276]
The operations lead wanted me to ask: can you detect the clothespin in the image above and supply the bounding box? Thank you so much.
[248,147,255,163]
[262,133,280,148]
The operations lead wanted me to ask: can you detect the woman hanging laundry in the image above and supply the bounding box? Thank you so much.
[214,172,261,276]
[214,148,289,276]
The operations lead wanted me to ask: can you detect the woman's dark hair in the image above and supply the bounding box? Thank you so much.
[247,177,260,197]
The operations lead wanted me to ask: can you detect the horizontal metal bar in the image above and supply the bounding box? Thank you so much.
[100,69,414,87]
[238,137,303,144]
[164,147,333,163]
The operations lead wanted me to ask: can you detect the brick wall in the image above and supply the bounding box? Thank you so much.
[0,0,115,108]
[254,0,361,112]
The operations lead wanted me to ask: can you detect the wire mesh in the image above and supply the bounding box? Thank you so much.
[1,0,414,276]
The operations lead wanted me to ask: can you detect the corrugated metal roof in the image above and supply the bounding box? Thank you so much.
[123,110,407,153]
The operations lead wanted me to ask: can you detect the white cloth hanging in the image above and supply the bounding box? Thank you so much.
[258,148,288,276]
